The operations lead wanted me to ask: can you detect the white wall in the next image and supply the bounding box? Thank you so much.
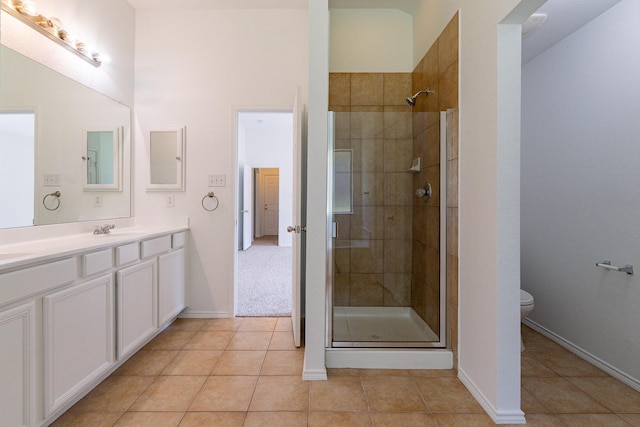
[1,0,135,106]
[329,9,413,72]
[133,8,309,317]
[522,0,640,388]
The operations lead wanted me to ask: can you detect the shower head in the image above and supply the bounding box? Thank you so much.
[406,89,432,106]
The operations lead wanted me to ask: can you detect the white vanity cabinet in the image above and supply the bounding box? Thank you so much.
[0,301,36,427]
[0,226,188,426]
[158,242,185,327]
[43,275,115,416]
[116,259,157,359]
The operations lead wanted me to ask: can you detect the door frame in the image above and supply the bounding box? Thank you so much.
[257,168,280,238]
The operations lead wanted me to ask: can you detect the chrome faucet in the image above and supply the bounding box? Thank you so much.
[93,224,116,235]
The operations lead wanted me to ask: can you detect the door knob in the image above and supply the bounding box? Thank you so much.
[287,225,297,233]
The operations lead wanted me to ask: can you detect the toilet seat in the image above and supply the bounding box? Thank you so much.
[520,289,534,306]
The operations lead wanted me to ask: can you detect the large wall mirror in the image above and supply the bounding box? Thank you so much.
[0,45,131,229]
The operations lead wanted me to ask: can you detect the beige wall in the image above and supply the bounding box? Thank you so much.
[329,9,414,72]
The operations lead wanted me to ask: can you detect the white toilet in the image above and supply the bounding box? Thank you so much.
[520,289,535,351]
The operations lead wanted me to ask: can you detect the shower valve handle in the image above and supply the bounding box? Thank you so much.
[416,183,432,201]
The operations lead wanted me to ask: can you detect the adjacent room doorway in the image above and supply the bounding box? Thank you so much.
[235,111,294,317]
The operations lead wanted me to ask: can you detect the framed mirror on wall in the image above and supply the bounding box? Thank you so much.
[83,127,122,191]
[147,127,186,191]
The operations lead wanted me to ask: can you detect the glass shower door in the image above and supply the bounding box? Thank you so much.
[328,109,447,348]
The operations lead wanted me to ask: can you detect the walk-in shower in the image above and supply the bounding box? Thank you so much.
[326,74,452,355]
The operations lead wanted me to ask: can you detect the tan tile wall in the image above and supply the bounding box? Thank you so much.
[411,13,459,360]
[330,72,414,308]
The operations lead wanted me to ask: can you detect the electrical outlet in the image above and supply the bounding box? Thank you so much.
[208,174,226,187]
[94,194,102,207]
[167,194,175,208]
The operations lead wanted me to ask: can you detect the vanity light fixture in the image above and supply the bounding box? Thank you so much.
[0,0,102,67]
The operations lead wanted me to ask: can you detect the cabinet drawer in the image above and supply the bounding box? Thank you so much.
[115,243,139,266]
[172,232,186,249]
[140,235,171,258]
[0,258,77,306]
[82,249,113,277]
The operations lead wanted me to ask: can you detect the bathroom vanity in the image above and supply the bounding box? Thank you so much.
[0,226,187,427]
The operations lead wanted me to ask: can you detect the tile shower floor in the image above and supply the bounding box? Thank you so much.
[51,318,640,426]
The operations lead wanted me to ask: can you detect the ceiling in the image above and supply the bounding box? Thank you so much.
[522,0,623,63]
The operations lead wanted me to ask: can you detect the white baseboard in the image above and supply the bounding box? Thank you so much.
[325,349,453,369]
[179,310,230,318]
[302,367,328,380]
[524,319,640,393]
[458,368,526,424]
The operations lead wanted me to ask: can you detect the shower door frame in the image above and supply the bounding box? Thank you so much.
[326,111,449,349]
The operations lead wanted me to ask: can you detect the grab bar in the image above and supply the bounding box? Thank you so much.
[596,260,634,275]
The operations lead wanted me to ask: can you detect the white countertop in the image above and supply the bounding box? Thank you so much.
[0,225,188,272]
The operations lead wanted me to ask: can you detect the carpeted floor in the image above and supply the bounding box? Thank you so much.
[237,236,292,316]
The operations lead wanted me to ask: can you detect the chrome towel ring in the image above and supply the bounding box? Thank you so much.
[43,191,61,211]
[202,191,219,212]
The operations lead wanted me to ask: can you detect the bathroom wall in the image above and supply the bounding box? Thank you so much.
[329,72,414,308]
[410,14,459,350]
[133,7,309,317]
[329,9,413,72]
[522,0,640,388]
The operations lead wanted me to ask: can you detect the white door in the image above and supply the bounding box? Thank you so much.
[290,88,304,347]
[242,165,253,250]
[263,173,279,236]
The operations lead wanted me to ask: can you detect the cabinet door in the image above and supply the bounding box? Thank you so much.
[43,276,114,416]
[116,259,157,359]
[158,248,185,326]
[0,301,35,427]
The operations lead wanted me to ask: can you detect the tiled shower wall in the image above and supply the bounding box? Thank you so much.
[329,73,415,308]
[328,12,459,358]
[410,13,459,359]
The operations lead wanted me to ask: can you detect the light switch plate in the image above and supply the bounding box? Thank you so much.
[208,174,226,187]
[44,174,61,187]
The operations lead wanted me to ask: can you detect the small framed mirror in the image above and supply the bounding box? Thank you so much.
[83,126,121,191]
[147,127,186,191]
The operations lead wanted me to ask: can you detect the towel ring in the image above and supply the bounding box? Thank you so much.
[43,191,61,211]
[202,191,219,212]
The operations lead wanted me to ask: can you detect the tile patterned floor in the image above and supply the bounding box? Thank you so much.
[51,318,640,426]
